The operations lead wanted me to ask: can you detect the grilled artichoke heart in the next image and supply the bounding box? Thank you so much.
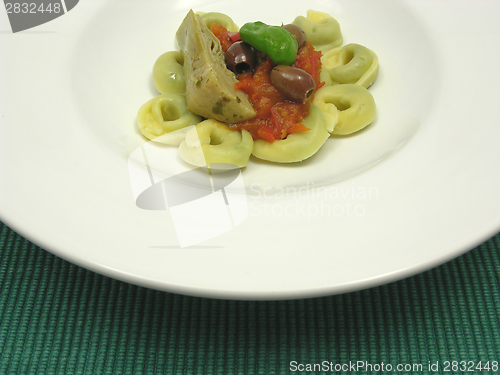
[176,10,256,123]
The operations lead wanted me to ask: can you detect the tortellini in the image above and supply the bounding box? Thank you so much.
[312,87,339,133]
[251,105,330,163]
[322,43,379,88]
[196,11,239,32]
[151,125,195,146]
[152,51,186,94]
[292,10,343,52]
[316,84,376,135]
[179,120,254,168]
[137,93,202,140]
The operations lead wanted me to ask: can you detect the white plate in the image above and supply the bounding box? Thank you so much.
[1,0,499,300]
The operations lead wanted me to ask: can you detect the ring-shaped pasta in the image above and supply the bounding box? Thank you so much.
[319,64,334,87]
[150,125,195,146]
[152,51,186,94]
[196,11,239,32]
[318,84,376,135]
[179,119,253,168]
[137,93,202,140]
[251,105,330,163]
[292,10,342,52]
[312,87,339,133]
[323,43,379,88]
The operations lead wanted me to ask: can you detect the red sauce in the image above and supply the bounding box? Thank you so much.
[211,23,323,143]
[210,23,237,52]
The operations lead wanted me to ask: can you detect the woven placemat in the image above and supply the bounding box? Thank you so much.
[1,221,499,375]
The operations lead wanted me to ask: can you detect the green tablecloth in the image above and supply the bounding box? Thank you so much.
[1,221,499,375]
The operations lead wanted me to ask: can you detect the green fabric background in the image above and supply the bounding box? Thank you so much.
[1,221,499,375]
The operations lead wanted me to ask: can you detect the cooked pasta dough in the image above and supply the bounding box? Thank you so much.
[317,84,376,135]
[137,93,202,140]
[150,125,195,146]
[179,120,254,168]
[152,51,186,94]
[196,11,239,32]
[323,43,379,88]
[312,87,339,133]
[251,105,330,163]
[292,10,343,52]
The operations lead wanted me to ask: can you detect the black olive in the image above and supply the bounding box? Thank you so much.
[282,24,307,49]
[225,41,257,74]
[270,65,316,103]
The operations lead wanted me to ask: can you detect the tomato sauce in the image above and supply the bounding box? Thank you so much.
[211,23,323,142]
[210,23,239,52]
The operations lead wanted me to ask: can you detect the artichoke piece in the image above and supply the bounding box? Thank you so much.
[251,105,330,163]
[176,10,256,123]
